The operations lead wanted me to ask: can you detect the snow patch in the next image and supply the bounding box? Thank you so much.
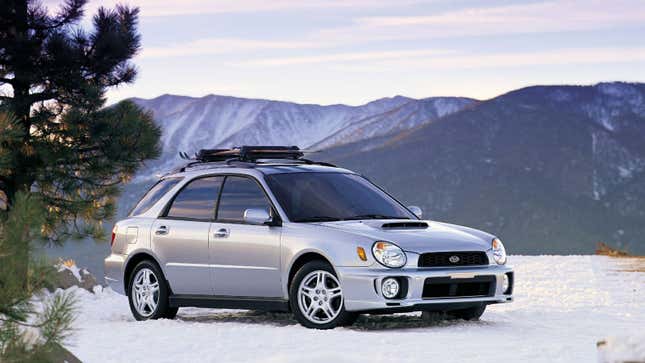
[597,335,645,363]
[618,166,632,178]
[64,256,645,363]
[57,262,83,283]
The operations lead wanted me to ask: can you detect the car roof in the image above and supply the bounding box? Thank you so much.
[164,162,354,179]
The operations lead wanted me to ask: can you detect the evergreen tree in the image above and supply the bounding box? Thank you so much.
[0,1,160,360]
[0,0,161,242]
[0,191,77,362]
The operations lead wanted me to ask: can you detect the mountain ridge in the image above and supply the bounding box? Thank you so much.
[129,92,475,178]
[322,81,645,254]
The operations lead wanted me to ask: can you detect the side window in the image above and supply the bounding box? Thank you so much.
[130,177,183,216]
[166,177,223,220]
[217,176,271,222]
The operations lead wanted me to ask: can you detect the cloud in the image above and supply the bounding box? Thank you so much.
[71,0,424,17]
[141,38,324,58]
[239,49,456,66]
[345,47,645,72]
[316,0,645,42]
[238,47,645,70]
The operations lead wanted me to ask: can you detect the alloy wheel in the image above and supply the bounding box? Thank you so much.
[297,270,343,324]
[131,268,160,317]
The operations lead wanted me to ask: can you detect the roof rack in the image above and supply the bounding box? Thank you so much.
[175,145,336,172]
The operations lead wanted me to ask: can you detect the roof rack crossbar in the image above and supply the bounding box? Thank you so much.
[175,145,335,171]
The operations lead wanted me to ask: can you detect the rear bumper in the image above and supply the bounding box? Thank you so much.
[336,264,513,312]
[104,253,126,295]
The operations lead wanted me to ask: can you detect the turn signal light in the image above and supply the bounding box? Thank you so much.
[357,247,367,261]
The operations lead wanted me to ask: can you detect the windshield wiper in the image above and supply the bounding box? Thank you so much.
[343,214,409,220]
[293,216,342,223]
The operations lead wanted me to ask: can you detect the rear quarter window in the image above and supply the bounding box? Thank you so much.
[129,177,183,216]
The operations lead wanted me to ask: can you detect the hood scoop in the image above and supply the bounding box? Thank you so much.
[381,221,429,229]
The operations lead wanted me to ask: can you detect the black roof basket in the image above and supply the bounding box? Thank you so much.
[176,145,335,172]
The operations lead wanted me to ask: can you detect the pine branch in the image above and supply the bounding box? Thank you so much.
[29,92,57,104]
[30,0,87,30]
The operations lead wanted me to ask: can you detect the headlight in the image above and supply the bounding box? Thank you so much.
[492,238,507,265]
[372,241,407,268]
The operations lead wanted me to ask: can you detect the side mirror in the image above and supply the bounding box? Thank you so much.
[408,205,423,219]
[243,208,272,225]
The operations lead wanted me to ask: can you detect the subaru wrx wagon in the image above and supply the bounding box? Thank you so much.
[105,146,513,329]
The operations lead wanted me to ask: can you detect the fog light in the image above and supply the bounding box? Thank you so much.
[502,274,510,293]
[382,278,400,299]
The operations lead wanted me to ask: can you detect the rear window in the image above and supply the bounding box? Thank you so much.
[129,177,183,216]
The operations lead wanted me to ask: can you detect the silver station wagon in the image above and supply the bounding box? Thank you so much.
[105,146,514,329]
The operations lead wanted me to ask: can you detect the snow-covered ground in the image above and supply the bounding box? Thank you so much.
[64,256,644,363]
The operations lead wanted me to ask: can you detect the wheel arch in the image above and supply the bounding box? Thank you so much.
[123,252,166,294]
[286,250,336,292]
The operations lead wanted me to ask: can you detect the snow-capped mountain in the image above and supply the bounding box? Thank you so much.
[310,97,476,149]
[130,94,475,176]
[59,82,645,278]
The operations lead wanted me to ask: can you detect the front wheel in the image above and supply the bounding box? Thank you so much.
[127,260,178,321]
[289,261,357,329]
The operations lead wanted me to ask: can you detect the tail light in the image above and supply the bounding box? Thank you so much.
[110,226,117,247]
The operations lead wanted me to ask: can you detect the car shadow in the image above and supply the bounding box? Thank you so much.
[178,310,297,327]
[177,310,493,331]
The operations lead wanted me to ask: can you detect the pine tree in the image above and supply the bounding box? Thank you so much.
[0,0,161,242]
[0,192,78,362]
[1,1,161,360]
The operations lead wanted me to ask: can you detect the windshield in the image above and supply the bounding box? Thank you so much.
[265,172,416,222]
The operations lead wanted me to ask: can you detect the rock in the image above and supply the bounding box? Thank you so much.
[79,269,97,291]
[44,343,83,363]
[53,264,99,292]
[55,268,81,290]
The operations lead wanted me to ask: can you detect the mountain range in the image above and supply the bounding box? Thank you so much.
[323,82,645,254]
[52,82,645,277]
[130,94,475,178]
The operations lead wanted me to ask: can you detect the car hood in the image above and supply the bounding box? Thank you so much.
[315,219,493,253]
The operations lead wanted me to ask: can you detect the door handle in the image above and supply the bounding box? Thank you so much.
[155,225,169,235]
[213,228,229,238]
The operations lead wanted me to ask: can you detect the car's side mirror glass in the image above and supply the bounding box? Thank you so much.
[408,205,423,218]
[243,208,272,225]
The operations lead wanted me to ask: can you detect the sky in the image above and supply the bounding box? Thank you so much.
[51,0,645,105]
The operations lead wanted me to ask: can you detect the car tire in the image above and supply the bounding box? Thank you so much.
[289,260,357,329]
[127,260,176,321]
[449,304,486,320]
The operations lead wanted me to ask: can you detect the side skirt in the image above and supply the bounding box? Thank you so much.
[169,294,290,312]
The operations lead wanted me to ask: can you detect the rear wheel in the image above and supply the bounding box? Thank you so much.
[289,261,357,329]
[127,260,177,320]
[449,304,486,320]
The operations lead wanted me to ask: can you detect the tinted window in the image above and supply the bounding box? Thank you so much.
[130,177,183,216]
[217,177,270,222]
[166,177,223,220]
[265,173,415,222]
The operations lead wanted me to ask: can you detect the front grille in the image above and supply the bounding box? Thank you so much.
[418,251,488,267]
[422,276,495,299]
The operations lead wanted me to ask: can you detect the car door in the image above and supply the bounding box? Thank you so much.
[209,175,282,297]
[152,176,223,295]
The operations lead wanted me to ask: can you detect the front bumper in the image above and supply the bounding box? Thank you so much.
[336,264,513,312]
